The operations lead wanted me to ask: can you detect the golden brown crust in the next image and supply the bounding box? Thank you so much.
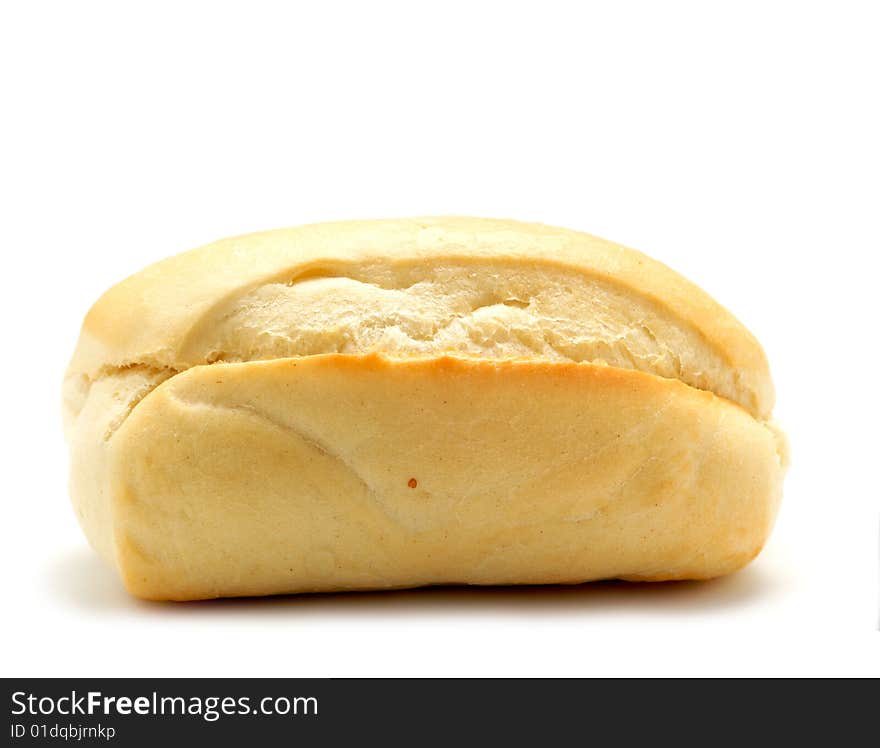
[105,355,784,600]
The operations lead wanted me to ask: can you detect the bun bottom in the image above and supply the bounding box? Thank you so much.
[77,355,785,600]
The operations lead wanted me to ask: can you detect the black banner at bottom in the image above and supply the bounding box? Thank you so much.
[2,677,873,744]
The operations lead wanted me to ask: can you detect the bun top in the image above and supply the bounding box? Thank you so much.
[66,217,774,418]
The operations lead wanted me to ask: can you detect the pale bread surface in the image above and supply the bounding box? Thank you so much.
[63,217,787,600]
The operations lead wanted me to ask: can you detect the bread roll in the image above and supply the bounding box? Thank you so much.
[63,217,788,600]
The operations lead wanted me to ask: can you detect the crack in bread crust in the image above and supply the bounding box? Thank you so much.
[64,256,762,448]
[165,259,759,414]
[67,218,776,422]
[62,364,179,442]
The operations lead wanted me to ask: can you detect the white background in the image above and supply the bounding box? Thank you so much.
[2,1,878,677]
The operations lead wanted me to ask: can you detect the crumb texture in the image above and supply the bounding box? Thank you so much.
[190,261,751,414]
